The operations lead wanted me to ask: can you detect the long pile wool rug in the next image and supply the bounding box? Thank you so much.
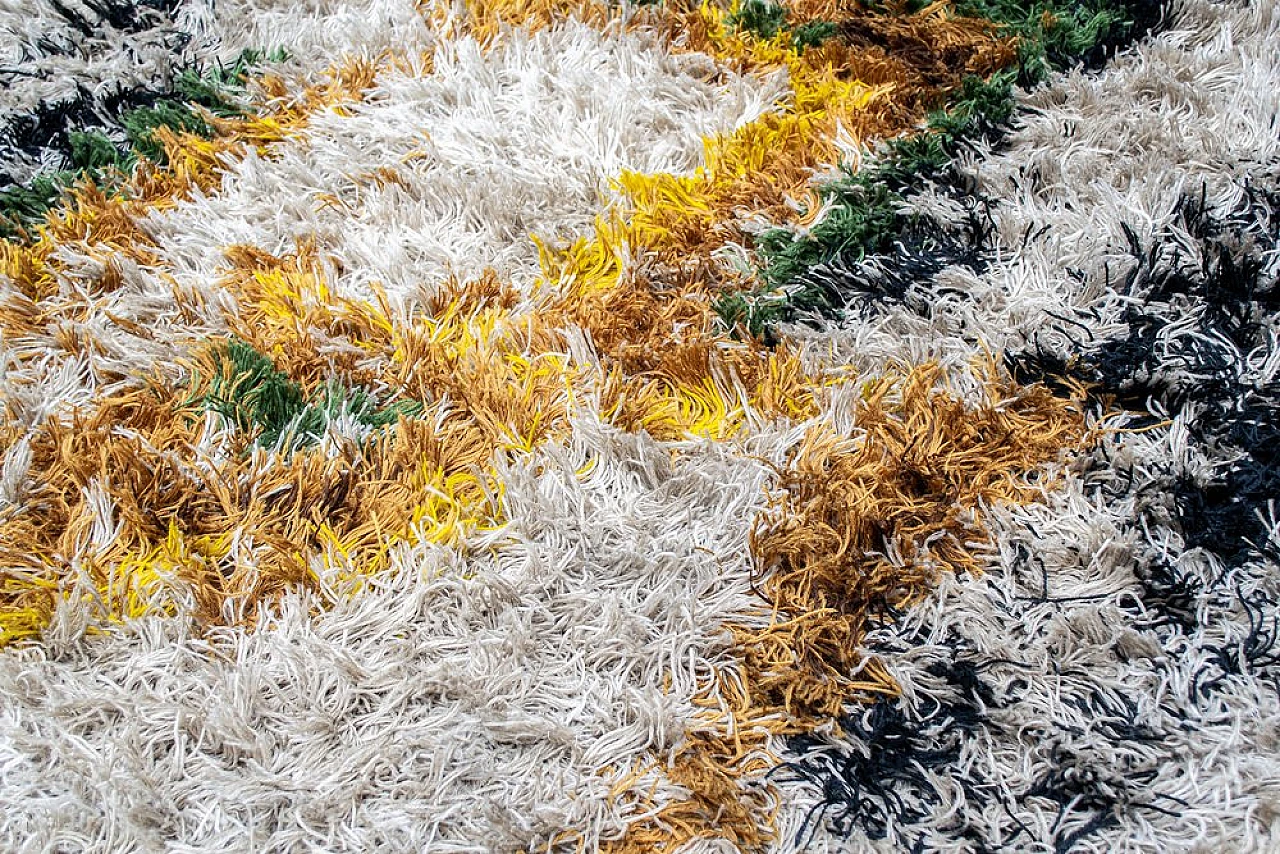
[2,0,1279,850]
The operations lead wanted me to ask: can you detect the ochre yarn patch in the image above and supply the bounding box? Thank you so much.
[605,362,1087,851]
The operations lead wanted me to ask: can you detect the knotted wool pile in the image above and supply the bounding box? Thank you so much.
[2,0,1279,850]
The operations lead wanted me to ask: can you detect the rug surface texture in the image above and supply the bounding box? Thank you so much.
[2,0,1279,851]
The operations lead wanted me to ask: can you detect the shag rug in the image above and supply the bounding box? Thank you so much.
[2,0,1279,850]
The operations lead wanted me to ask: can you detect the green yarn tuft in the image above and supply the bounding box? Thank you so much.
[198,340,423,452]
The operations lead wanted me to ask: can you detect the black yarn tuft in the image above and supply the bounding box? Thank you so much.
[0,84,171,189]
[788,196,995,322]
[779,699,984,846]
[778,652,997,850]
[42,0,185,40]
[1006,181,1280,575]
[1073,0,1168,73]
